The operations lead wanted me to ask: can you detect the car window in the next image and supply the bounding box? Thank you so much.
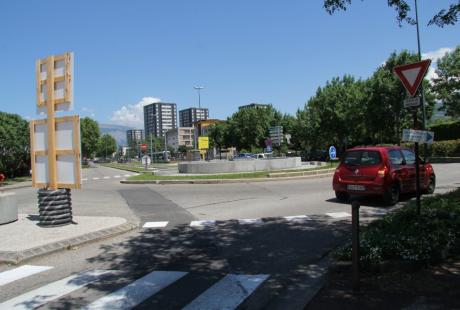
[343,150,381,166]
[388,149,404,166]
[402,149,416,165]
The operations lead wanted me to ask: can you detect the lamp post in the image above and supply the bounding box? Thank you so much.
[194,86,204,109]
[164,130,169,161]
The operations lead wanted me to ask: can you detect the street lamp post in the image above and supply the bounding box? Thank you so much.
[194,86,204,109]
[164,130,169,161]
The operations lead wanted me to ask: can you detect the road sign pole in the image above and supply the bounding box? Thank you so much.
[413,110,421,216]
[45,55,57,190]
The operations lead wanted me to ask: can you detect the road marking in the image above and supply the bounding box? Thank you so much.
[92,177,100,180]
[0,269,113,310]
[190,220,216,227]
[326,212,351,218]
[143,221,169,228]
[0,265,53,287]
[82,178,88,181]
[103,176,110,179]
[83,271,187,310]
[124,174,131,177]
[284,215,311,222]
[183,274,269,310]
[113,175,121,178]
[238,218,263,225]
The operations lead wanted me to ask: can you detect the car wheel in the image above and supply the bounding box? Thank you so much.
[384,183,400,206]
[425,176,436,194]
[335,191,349,202]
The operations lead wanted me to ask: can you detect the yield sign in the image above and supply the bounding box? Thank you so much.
[393,59,431,97]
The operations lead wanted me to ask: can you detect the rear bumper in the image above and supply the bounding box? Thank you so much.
[333,178,385,195]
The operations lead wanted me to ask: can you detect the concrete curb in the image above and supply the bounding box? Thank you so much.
[120,171,335,185]
[0,181,32,192]
[0,221,138,265]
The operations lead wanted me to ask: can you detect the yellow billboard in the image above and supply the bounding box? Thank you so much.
[198,136,209,150]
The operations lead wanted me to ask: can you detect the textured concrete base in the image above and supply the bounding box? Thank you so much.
[0,214,137,264]
[0,192,18,224]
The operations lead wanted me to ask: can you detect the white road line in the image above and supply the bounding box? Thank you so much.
[103,176,110,179]
[92,177,100,180]
[326,212,351,218]
[113,175,121,178]
[124,174,131,177]
[143,221,169,228]
[238,218,263,225]
[82,178,88,181]
[0,269,113,310]
[190,220,216,227]
[183,274,269,310]
[83,271,187,310]
[284,215,311,222]
[0,265,53,287]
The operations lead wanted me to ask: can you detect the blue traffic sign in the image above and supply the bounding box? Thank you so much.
[329,146,337,160]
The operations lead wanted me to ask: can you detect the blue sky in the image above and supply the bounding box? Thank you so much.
[1,0,459,129]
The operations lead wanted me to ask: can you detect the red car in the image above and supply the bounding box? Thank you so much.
[332,146,436,205]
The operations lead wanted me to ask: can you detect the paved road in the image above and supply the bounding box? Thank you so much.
[0,163,458,309]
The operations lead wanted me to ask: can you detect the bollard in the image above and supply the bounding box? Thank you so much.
[351,200,360,292]
[37,188,73,227]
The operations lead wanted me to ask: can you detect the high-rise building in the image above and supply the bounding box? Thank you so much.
[126,129,144,146]
[144,102,177,138]
[179,107,209,127]
[238,103,270,110]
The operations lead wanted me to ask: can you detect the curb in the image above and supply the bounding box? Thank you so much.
[0,221,138,265]
[0,181,32,192]
[120,171,335,185]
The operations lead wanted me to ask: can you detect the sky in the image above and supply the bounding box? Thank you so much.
[1,0,459,129]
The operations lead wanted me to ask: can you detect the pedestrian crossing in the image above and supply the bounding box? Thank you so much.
[81,173,139,183]
[0,266,270,310]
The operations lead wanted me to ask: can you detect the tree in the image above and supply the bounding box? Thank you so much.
[80,117,100,159]
[0,112,30,178]
[323,1,460,27]
[96,134,117,158]
[207,123,227,159]
[431,45,460,118]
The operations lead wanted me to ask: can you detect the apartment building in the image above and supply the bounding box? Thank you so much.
[179,107,209,127]
[144,102,177,138]
[166,127,195,151]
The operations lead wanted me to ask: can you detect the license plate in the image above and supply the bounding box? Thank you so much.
[347,184,365,191]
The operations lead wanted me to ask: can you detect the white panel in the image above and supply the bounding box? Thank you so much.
[57,155,75,184]
[54,60,65,77]
[40,83,46,102]
[40,63,47,80]
[55,102,72,112]
[35,156,49,183]
[34,124,48,151]
[56,121,73,150]
[54,81,65,99]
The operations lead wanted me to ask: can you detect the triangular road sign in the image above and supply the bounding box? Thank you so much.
[393,59,431,97]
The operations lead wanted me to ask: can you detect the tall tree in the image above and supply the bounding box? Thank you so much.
[207,123,227,159]
[80,117,100,159]
[0,112,30,178]
[323,1,460,27]
[96,134,117,158]
[431,45,460,118]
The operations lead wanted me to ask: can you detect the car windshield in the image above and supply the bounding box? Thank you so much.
[343,150,381,166]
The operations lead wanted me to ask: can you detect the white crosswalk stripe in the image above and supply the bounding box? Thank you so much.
[83,271,187,310]
[284,215,311,222]
[124,174,131,177]
[238,218,263,225]
[326,212,351,218]
[190,220,216,227]
[183,274,269,310]
[82,178,88,181]
[103,176,110,179]
[143,221,169,228]
[0,265,53,287]
[113,175,121,178]
[0,269,113,310]
[92,177,100,180]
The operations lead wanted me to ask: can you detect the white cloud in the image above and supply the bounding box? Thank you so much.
[110,97,161,128]
[82,107,95,113]
[422,47,454,82]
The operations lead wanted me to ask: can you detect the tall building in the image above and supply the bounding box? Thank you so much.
[144,102,177,138]
[179,107,209,127]
[126,129,144,146]
[238,103,270,110]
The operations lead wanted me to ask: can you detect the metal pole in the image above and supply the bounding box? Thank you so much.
[164,130,168,161]
[414,110,422,215]
[351,201,360,292]
[414,0,428,161]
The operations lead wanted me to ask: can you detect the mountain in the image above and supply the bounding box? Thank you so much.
[99,123,135,146]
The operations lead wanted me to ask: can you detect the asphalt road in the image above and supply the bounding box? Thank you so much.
[0,163,458,309]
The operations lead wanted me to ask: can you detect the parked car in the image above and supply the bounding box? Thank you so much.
[332,146,436,205]
[234,153,254,160]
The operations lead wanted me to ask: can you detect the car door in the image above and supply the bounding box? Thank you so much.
[401,149,417,192]
[387,149,409,192]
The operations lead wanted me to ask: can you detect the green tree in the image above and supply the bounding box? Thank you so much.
[431,45,460,118]
[0,112,30,178]
[323,1,460,27]
[80,117,100,159]
[96,134,117,158]
[207,123,227,159]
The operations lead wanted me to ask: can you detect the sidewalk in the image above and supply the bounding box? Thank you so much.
[0,214,137,264]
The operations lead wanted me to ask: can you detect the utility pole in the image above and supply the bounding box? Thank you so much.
[164,130,169,161]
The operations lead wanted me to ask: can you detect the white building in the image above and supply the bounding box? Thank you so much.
[166,127,195,151]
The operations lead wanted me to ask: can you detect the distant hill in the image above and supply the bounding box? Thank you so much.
[99,124,135,146]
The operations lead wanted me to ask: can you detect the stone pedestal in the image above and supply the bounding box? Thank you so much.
[0,192,18,225]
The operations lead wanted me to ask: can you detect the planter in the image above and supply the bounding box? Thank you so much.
[0,192,18,225]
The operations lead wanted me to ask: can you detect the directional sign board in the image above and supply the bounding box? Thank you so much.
[404,97,421,108]
[402,129,434,144]
[394,60,431,97]
[329,146,337,160]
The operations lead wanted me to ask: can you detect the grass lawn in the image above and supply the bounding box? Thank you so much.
[101,161,176,173]
[0,175,31,186]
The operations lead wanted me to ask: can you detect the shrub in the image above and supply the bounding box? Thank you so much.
[336,189,460,265]
[401,140,460,157]
[429,120,460,141]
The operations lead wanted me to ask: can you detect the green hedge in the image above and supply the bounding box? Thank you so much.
[402,139,460,157]
[429,120,460,141]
